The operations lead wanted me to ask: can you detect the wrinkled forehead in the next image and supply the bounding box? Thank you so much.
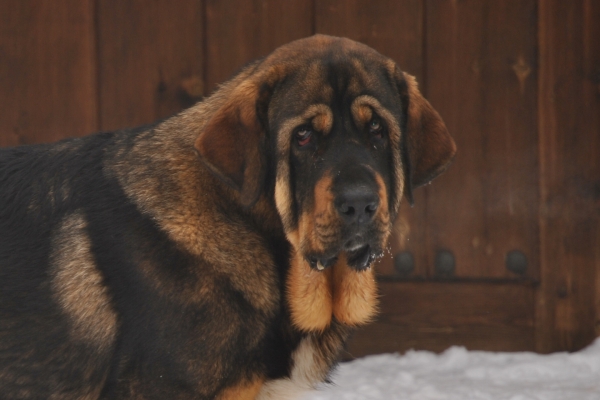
[267,41,401,125]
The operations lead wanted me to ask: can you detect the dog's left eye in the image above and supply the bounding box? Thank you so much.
[369,117,383,138]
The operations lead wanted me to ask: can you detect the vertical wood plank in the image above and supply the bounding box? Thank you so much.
[0,0,97,146]
[315,0,424,82]
[425,0,539,279]
[205,0,313,94]
[97,0,204,131]
[315,0,427,279]
[536,0,600,352]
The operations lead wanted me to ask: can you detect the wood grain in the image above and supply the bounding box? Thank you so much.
[97,0,204,131]
[424,0,539,280]
[0,0,97,146]
[205,0,312,94]
[536,0,600,353]
[315,0,424,82]
[346,281,535,356]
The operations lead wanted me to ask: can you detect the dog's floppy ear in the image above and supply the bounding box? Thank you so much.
[195,81,269,208]
[399,72,456,205]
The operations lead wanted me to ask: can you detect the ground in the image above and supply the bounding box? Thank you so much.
[302,338,600,399]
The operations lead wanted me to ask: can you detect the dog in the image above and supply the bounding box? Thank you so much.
[0,35,455,399]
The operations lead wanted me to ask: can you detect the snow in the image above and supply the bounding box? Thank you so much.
[302,338,600,400]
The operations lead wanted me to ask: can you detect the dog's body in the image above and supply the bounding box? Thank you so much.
[0,36,455,399]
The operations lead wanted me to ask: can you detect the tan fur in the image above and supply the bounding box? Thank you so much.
[219,379,264,400]
[371,170,392,229]
[287,248,333,332]
[332,254,378,326]
[310,173,338,253]
[275,174,295,231]
[45,212,118,399]
[311,108,333,134]
[313,173,335,218]
[50,212,117,349]
[353,103,374,125]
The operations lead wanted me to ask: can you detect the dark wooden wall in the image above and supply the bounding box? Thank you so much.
[1,0,598,355]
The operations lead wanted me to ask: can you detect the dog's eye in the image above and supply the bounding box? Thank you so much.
[369,117,383,138]
[295,127,313,146]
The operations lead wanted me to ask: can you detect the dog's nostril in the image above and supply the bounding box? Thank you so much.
[339,204,355,216]
[365,202,378,215]
[335,188,379,223]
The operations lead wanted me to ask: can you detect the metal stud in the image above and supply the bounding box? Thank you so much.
[505,250,527,275]
[435,250,455,276]
[394,251,414,276]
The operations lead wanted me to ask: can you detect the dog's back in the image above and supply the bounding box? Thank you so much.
[0,132,126,398]
[0,124,295,399]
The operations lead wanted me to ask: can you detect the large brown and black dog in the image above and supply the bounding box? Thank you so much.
[0,35,455,399]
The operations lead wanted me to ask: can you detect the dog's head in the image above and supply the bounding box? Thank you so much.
[195,35,455,330]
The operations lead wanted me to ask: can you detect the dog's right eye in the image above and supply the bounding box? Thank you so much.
[295,127,313,146]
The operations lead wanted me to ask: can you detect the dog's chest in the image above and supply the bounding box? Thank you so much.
[257,337,326,399]
[258,321,349,400]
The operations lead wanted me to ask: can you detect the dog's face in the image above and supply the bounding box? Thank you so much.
[269,49,402,273]
[195,35,455,330]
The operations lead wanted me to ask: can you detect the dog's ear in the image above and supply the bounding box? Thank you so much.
[398,72,456,205]
[195,82,270,208]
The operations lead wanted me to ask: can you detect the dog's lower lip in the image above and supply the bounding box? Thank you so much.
[308,255,338,271]
[346,245,372,270]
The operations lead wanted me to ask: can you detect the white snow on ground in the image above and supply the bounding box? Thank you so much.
[302,338,600,400]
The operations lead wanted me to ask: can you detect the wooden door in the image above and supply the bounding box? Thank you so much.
[0,0,598,355]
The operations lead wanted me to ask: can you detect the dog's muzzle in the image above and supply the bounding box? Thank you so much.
[310,165,384,271]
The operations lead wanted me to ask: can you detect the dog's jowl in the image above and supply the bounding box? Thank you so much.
[0,35,455,399]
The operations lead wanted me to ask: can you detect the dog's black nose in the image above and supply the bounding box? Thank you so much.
[335,185,379,225]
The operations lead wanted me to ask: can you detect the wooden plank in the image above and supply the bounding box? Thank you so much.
[315,0,424,82]
[0,0,97,146]
[315,0,428,279]
[536,0,600,353]
[205,0,312,94]
[424,0,539,279]
[97,0,204,131]
[346,281,535,356]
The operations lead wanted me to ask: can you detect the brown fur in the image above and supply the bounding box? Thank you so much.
[401,72,457,188]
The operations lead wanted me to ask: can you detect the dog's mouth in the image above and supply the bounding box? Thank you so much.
[306,243,383,272]
[346,244,377,271]
[308,255,338,271]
